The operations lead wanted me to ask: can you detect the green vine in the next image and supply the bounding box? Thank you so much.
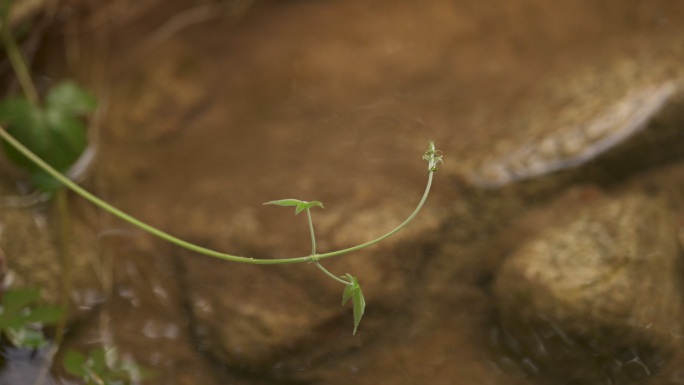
[0,0,444,337]
[0,126,441,333]
[0,128,440,266]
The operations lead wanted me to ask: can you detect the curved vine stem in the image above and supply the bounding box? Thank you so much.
[0,125,439,266]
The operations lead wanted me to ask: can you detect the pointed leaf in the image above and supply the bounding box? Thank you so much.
[341,274,354,305]
[263,199,305,207]
[264,199,324,215]
[341,273,366,335]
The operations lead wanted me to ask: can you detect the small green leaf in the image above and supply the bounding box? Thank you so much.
[341,273,366,335]
[264,199,324,215]
[263,199,305,207]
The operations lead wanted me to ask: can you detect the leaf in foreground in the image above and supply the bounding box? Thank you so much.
[0,80,96,191]
[0,288,63,348]
[341,273,366,335]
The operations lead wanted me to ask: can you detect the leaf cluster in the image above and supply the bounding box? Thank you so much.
[0,288,63,348]
[0,81,96,191]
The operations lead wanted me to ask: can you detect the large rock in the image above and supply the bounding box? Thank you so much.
[465,80,681,188]
[494,193,683,383]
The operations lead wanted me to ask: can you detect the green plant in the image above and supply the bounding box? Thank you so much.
[0,0,96,193]
[0,0,443,337]
[0,128,442,333]
[262,198,367,333]
[0,288,63,349]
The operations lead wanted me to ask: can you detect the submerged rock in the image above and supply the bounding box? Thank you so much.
[461,55,684,188]
[494,193,683,383]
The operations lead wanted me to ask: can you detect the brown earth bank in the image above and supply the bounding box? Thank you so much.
[1,0,684,384]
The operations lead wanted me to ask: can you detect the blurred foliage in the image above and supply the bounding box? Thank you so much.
[0,81,96,191]
[0,288,63,349]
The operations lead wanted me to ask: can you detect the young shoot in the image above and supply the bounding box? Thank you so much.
[0,127,441,334]
[264,198,364,333]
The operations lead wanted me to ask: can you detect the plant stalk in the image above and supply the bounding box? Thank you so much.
[0,126,435,266]
[306,208,316,256]
[314,262,351,285]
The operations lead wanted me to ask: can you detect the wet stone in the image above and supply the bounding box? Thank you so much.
[178,256,341,372]
[463,65,683,188]
[493,193,683,383]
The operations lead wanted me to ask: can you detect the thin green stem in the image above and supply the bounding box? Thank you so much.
[0,126,436,266]
[1,1,39,105]
[306,208,316,256]
[314,262,352,285]
[307,207,352,285]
